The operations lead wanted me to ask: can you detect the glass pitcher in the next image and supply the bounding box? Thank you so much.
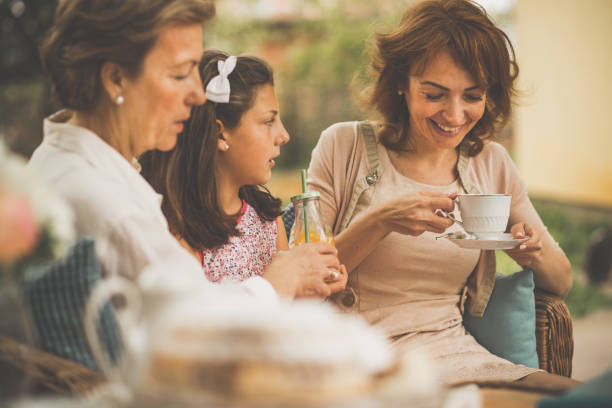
[289,191,334,248]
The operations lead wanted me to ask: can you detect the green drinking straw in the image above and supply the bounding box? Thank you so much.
[301,169,310,243]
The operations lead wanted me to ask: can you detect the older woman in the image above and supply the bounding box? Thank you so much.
[29,0,345,301]
[307,0,576,389]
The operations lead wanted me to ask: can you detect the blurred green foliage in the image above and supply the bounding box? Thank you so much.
[0,0,59,158]
[497,199,612,317]
[206,0,404,169]
[536,201,612,269]
[564,278,612,318]
[205,0,515,170]
[536,200,612,317]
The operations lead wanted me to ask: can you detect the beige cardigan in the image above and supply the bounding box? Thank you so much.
[308,121,555,317]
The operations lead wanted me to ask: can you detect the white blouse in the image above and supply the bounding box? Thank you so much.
[28,110,277,302]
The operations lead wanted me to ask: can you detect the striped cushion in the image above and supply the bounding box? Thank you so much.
[18,238,122,371]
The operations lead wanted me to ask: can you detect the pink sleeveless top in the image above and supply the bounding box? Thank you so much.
[199,201,278,283]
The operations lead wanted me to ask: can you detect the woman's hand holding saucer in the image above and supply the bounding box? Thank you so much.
[504,222,543,267]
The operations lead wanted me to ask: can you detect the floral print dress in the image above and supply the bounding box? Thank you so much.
[200,201,278,282]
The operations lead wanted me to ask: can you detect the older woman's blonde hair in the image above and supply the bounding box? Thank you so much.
[364,0,518,156]
[40,0,215,111]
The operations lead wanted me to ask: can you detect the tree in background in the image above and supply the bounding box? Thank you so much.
[1,0,513,164]
[0,0,59,158]
[208,0,402,169]
[2,0,397,162]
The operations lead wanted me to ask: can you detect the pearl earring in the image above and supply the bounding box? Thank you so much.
[224,143,230,151]
[115,95,124,105]
[397,90,403,96]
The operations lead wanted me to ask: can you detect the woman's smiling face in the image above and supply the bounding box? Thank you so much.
[404,50,486,151]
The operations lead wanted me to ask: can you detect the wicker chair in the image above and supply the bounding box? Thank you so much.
[535,289,573,377]
[0,333,106,396]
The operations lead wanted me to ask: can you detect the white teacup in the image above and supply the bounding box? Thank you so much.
[456,194,511,236]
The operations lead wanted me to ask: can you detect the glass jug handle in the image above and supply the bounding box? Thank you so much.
[83,276,141,399]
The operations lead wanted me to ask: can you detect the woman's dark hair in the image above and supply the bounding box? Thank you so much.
[364,0,518,156]
[40,0,215,111]
[140,50,282,249]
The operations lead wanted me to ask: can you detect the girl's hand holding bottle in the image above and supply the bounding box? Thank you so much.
[279,174,347,298]
[264,243,347,300]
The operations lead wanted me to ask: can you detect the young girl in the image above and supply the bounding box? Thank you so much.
[140,50,291,283]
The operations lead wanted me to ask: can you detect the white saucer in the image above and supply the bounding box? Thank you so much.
[439,231,529,250]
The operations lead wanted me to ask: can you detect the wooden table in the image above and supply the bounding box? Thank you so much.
[5,387,555,408]
[0,333,557,408]
[481,387,549,408]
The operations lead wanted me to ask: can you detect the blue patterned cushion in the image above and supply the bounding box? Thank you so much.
[18,238,122,371]
[463,269,539,368]
[282,202,295,236]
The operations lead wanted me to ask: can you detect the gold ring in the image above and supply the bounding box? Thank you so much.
[324,269,340,283]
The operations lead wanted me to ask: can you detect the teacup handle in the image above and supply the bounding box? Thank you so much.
[83,276,141,384]
[435,208,464,228]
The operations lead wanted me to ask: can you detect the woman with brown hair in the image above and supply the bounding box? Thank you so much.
[140,50,346,290]
[307,0,576,388]
[29,0,345,301]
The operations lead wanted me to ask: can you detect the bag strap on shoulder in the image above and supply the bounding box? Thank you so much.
[338,121,381,231]
[361,121,380,185]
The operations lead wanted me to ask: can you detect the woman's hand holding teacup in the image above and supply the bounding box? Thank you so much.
[380,191,455,236]
[504,222,543,268]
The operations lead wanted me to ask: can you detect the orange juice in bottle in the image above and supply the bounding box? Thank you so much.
[288,191,334,248]
[292,229,335,246]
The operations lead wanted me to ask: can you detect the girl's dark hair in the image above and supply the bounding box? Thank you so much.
[140,50,281,249]
[364,0,518,156]
[40,0,215,111]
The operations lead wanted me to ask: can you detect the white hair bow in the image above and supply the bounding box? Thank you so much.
[205,55,237,103]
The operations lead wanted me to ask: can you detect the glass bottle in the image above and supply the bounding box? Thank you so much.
[288,191,334,248]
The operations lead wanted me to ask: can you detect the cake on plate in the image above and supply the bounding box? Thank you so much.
[144,295,394,403]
